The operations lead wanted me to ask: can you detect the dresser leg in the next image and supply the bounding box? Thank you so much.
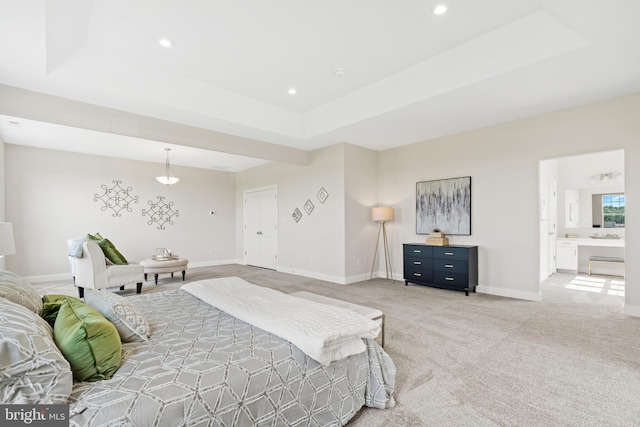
[465,288,469,296]
[404,281,408,286]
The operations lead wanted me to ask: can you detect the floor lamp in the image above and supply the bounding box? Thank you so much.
[370,207,394,280]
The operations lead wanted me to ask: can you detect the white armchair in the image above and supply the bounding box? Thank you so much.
[71,240,144,298]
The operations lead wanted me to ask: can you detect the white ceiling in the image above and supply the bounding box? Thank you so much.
[1,0,640,170]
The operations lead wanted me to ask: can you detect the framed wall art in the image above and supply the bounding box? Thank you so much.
[416,176,471,235]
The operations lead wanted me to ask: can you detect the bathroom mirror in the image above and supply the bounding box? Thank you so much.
[591,193,625,228]
[565,190,625,229]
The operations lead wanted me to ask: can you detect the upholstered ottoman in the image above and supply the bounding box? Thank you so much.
[290,291,385,347]
[139,258,188,285]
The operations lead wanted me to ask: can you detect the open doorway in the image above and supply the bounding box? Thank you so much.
[539,149,625,307]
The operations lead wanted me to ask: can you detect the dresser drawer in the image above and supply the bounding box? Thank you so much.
[403,244,433,258]
[433,270,469,287]
[404,256,433,270]
[404,266,434,283]
[433,258,468,274]
[433,246,469,261]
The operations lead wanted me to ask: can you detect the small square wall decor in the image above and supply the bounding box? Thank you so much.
[292,208,302,223]
[317,187,329,203]
[304,199,315,215]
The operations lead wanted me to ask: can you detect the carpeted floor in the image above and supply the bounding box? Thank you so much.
[32,266,640,426]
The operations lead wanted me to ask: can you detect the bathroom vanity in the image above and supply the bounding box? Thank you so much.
[556,237,624,273]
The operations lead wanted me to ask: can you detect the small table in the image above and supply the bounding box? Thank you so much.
[139,257,188,285]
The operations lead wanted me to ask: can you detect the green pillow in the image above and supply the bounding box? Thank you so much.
[41,294,83,327]
[53,297,122,382]
[85,232,103,241]
[97,238,128,265]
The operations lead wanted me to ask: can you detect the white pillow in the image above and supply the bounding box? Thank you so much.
[0,297,72,404]
[0,270,43,314]
[84,290,150,342]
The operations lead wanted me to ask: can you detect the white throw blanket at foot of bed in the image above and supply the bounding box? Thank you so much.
[181,277,381,365]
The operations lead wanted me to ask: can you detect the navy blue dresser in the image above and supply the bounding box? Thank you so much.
[403,244,478,295]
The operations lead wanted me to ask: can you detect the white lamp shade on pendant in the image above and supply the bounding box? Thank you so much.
[156,148,180,185]
[156,175,180,185]
[0,222,16,256]
[372,206,394,222]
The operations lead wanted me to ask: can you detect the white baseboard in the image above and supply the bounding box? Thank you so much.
[344,272,371,284]
[23,259,240,284]
[277,267,404,285]
[24,273,71,283]
[277,266,348,285]
[476,285,542,302]
[623,304,640,317]
[187,259,237,268]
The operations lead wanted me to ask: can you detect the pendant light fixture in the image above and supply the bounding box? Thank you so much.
[156,148,180,185]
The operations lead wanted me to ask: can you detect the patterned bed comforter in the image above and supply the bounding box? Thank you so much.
[68,289,395,426]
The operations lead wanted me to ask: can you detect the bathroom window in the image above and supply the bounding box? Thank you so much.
[602,194,625,228]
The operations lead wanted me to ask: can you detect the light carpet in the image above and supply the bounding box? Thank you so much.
[32,266,640,426]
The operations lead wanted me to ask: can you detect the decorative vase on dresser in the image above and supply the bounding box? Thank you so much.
[403,243,478,296]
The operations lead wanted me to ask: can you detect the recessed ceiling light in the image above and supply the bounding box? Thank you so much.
[159,38,172,48]
[288,88,297,95]
[433,4,448,15]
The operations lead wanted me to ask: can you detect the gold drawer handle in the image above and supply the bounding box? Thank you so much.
[445,277,454,281]
[413,273,422,277]
[445,252,454,256]
[445,264,453,268]
[414,261,422,265]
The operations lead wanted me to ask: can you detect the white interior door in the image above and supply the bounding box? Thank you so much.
[244,187,277,269]
[548,179,557,275]
[539,173,558,281]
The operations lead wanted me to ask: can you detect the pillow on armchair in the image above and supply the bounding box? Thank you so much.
[85,233,128,265]
[97,239,128,265]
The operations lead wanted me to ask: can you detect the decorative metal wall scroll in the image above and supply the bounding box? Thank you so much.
[94,180,139,217]
[292,208,302,223]
[142,196,180,230]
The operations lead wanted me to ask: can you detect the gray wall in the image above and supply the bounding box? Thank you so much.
[377,93,640,315]
[235,143,351,283]
[5,145,236,278]
[3,91,640,316]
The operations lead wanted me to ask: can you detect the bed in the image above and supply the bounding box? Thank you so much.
[0,271,396,426]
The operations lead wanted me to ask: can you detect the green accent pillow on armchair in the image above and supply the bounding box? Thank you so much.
[97,238,128,265]
[84,233,128,265]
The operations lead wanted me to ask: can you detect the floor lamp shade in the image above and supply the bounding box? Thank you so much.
[0,222,16,255]
[372,206,394,222]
